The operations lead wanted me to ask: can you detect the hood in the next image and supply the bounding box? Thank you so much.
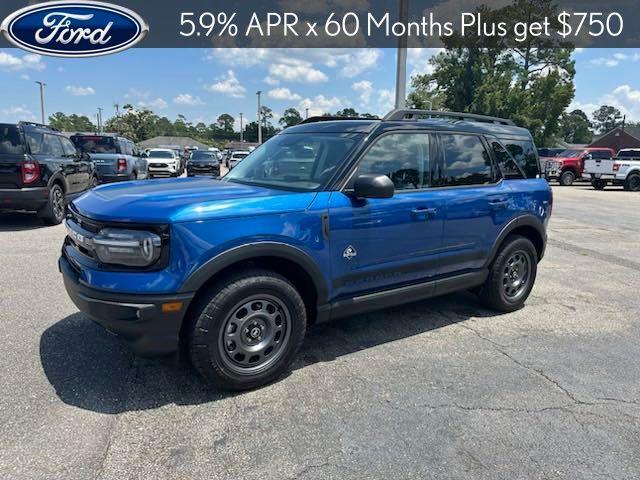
[72,177,316,224]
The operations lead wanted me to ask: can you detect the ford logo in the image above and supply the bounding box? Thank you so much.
[1,1,148,57]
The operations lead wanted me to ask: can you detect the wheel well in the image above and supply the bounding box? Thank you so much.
[179,255,320,345]
[561,167,576,175]
[506,225,544,260]
[52,178,65,193]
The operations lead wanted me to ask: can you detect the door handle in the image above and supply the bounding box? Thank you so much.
[411,207,437,220]
[488,199,509,210]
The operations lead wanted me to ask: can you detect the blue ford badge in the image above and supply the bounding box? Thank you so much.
[1,1,148,57]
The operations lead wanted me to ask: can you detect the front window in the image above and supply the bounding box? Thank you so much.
[558,149,582,158]
[224,132,362,191]
[148,151,174,159]
[72,136,119,154]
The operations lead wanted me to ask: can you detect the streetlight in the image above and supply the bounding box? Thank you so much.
[305,107,309,119]
[97,107,103,133]
[394,0,409,109]
[239,112,244,143]
[35,81,46,124]
[256,91,262,144]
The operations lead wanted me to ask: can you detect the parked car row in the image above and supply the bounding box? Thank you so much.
[540,147,616,186]
[583,148,640,191]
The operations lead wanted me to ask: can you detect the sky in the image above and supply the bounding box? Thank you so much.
[1,48,639,129]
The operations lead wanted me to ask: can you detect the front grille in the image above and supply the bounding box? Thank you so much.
[149,163,168,168]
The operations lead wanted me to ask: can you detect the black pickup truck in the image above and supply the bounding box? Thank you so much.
[0,122,96,225]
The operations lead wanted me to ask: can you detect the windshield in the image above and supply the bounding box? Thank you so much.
[618,150,640,158]
[0,125,24,154]
[232,152,249,159]
[148,150,174,159]
[72,136,119,154]
[224,132,362,191]
[191,151,217,161]
[558,149,583,158]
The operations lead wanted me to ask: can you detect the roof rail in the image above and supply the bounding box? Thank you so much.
[383,109,515,126]
[17,120,60,131]
[299,115,380,124]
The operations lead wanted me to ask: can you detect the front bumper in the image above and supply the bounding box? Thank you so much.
[148,163,178,176]
[187,164,220,176]
[59,254,194,357]
[96,172,131,183]
[0,186,48,212]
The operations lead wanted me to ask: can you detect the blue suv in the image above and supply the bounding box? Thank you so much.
[59,110,552,390]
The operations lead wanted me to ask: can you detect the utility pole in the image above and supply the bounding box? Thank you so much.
[256,90,262,144]
[97,107,103,133]
[114,102,120,116]
[394,0,409,109]
[239,112,244,143]
[305,107,309,119]
[35,81,46,124]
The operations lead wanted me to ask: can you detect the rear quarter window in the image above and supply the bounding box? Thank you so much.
[501,138,539,179]
[0,126,24,154]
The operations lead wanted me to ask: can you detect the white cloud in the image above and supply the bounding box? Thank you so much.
[20,74,30,81]
[0,52,45,71]
[2,105,36,122]
[377,89,395,114]
[138,97,168,110]
[65,85,95,96]
[124,88,150,100]
[206,70,246,98]
[571,84,640,122]
[589,52,640,68]
[268,63,328,83]
[267,88,302,101]
[408,48,444,79]
[352,80,373,107]
[340,49,381,77]
[173,93,205,106]
[298,95,343,117]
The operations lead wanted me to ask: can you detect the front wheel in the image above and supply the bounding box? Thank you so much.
[39,184,65,225]
[624,173,640,192]
[479,235,537,312]
[559,170,575,186]
[189,269,307,390]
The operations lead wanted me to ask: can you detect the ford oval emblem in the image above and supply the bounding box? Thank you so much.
[1,1,148,57]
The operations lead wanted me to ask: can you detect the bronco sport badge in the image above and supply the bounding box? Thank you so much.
[343,245,357,260]
[1,1,148,58]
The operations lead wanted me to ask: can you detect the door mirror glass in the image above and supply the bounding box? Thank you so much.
[353,174,395,199]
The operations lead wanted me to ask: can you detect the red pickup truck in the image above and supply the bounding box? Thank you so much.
[541,147,616,186]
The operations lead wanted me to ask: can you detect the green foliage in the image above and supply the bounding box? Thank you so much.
[408,0,576,147]
[279,108,303,128]
[591,105,623,134]
[558,110,592,144]
[48,112,97,132]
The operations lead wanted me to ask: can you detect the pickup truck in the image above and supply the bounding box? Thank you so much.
[583,149,640,191]
[541,147,615,186]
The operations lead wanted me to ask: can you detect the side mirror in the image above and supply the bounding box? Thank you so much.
[584,153,593,160]
[141,152,148,158]
[77,152,90,161]
[352,174,394,199]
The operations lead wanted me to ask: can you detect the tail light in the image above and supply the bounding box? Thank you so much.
[117,157,127,172]
[20,159,41,184]
[613,164,620,172]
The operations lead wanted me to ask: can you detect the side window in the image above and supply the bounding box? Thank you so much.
[492,141,524,180]
[437,134,493,187]
[352,133,431,191]
[25,132,44,154]
[592,150,612,159]
[122,140,133,156]
[59,136,77,157]
[503,139,539,178]
[43,134,64,157]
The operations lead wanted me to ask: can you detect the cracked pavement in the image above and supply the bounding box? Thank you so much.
[1,185,639,479]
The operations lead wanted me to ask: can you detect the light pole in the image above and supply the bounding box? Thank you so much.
[394,0,409,109]
[256,91,262,144]
[35,81,46,124]
[305,107,309,119]
[97,107,103,133]
[239,112,244,143]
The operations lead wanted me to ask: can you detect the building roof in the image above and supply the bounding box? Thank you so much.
[138,136,210,150]
[592,126,640,143]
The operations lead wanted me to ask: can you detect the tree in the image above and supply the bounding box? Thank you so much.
[103,104,159,142]
[259,106,273,128]
[48,112,96,132]
[592,105,623,133]
[559,110,592,144]
[216,114,235,132]
[279,108,303,128]
[335,108,359,117]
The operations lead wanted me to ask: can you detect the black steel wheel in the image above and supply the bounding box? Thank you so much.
[624,173,640,192]
[501,251,531,301]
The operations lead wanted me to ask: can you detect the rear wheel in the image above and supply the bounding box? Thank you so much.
[189,269,307,390]
[591,178,606,190]
[559,170,575,186]
[40,184,65,225]
[624,173,640,192]
[479,235,537,312]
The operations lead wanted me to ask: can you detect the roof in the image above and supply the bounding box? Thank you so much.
[138,136,210,150]
[592,126,640,143]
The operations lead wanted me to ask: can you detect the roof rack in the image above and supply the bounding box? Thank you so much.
[383,109,515,126]
[17,121,60,131]
[299,116,380,124]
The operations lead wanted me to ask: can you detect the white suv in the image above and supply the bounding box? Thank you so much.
[146,149,181,177]
[229,150,250,169]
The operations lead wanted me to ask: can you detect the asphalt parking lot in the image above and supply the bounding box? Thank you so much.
[1,184,639,480]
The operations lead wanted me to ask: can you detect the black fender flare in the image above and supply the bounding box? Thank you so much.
[178,242,329,304]
[47,171,68,194]
[484,215,547,267]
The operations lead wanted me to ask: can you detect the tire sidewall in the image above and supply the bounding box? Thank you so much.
[625,174,640,191]
[494,238,537,309]
[560,171,575,186]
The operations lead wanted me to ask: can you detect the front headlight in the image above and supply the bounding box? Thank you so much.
[93,228,162,267]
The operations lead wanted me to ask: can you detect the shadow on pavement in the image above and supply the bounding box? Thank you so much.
[40,291,498,414]
[0,212,48,232]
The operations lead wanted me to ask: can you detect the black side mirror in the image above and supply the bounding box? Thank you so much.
[352,174,394,199]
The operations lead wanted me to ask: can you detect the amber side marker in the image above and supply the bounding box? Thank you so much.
[161,301,183,313]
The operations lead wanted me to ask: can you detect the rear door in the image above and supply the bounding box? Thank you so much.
[0,124,26,190]
[60,135,91,191]
[434,133,511,276]
[328,131,445,299]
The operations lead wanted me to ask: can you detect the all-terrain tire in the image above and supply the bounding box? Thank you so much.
[189,269,307,390]
[559,170,575,186]
[479,235,537,312]
[624,173,640,192]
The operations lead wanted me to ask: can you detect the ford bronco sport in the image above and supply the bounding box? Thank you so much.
[60,109,552,390]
